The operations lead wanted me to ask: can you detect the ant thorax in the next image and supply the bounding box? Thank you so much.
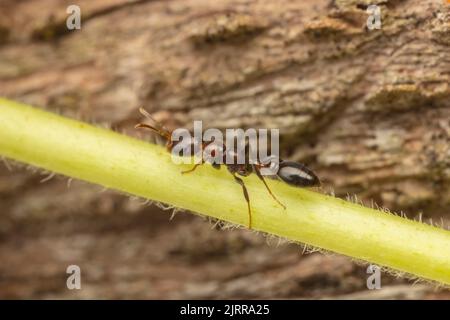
[170,123,280,176]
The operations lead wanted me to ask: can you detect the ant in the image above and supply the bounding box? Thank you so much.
[135,108,320,229]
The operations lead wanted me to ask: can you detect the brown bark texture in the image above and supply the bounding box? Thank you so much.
[0,0,449,299]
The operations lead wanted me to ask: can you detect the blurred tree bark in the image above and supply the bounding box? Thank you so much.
[0,0,449,299]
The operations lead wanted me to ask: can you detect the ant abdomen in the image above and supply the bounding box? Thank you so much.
[277,161,320,187]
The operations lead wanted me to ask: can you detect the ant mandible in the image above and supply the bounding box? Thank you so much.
[135,108,320,229]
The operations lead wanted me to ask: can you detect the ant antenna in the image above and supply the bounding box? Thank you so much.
[135,107,171,140]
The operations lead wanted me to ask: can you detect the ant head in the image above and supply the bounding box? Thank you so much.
[277,160,320,187]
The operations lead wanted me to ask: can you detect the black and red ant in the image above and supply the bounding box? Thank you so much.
[136,108,320,228]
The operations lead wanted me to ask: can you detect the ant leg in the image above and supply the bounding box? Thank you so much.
[233,174,252,229]
[181,163,203,174]
[253,165,286,210]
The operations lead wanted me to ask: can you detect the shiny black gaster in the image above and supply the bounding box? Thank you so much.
[277,160,320,187]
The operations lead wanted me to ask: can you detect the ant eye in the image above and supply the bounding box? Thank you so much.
[277,161,320,187]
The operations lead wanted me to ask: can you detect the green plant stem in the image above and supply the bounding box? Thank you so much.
[0,97,449,285]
